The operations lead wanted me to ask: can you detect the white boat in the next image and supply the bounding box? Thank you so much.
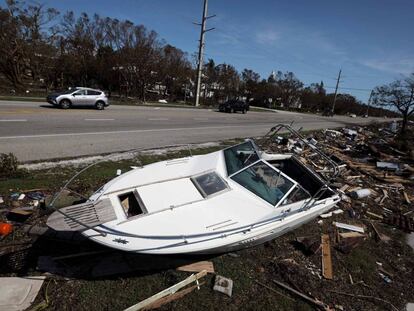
[47,125,340,255]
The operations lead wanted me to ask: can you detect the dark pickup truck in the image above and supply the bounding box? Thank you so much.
[218,100,249,113]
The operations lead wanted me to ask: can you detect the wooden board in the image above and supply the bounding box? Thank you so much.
[176,261,215,274]
[321,234,333,280]
[339,232,365,239]
[124,270,207,311]
[143,282,204,310]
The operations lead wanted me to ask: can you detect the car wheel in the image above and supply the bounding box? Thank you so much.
[60,99,71,109]
[95,101,105,110]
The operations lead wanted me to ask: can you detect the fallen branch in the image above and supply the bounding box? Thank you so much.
[272,279,332,310]
[253,279,295,302]
[328,290,398,311]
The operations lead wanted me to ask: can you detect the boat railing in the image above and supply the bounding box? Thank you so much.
[258,123,341,182]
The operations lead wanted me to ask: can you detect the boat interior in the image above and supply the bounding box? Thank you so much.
[268,156,335,200]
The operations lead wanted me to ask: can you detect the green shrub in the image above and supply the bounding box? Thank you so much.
[0,153,19,178]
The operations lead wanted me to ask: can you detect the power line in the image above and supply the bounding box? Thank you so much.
[324,86,372,92]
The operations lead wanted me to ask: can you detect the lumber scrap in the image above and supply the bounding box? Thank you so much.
[143,282,204,310]
[366,211,383,220]
[370,222,390,242]
[333,222,365,233]
[338,232,365,239]
[176,261,214,274]
[403,191,411,204]
[321,234,333,280]
[124,270,207,311]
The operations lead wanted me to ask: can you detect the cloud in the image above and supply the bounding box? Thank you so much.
[255,29,281,45]
[361,57,414,75]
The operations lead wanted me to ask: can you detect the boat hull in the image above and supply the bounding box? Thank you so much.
[86,197,338,255]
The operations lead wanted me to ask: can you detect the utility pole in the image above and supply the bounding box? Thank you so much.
[365,90,373,117]
[331,69,342,115]
[194,0,215,107]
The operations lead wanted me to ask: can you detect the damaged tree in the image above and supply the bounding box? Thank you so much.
[373,73,414,135]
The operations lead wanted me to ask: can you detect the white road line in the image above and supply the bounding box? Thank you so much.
[0,124,275,140]
[84,118,114,121]
[148,118,169,121]
[0,119,27,122]
[193,118,209,120]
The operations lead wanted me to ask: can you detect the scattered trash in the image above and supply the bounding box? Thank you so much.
[333,222,365,233]
[376,162,400,171]
[7,208,34,222]
[349,189,371,199]
[379,272,392,284]
[116,169,122,176]
[320,212,333,219]
[0,222,13,236]
[0,276,45,311]
[213,275,233,297]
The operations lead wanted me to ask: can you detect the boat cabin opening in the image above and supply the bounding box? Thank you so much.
[119,191,146,218]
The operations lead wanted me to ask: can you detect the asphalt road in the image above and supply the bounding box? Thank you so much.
[0,100,391,162]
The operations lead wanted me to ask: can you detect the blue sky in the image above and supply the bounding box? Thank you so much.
[6,0,414,102]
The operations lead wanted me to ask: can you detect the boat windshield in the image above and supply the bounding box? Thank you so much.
[231,161,295,206]
[224,141,260,176]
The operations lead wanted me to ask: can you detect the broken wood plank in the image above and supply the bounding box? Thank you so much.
[333,222,365,233]
[321,234,333,280]
[339,184,350,192]
[124,270,207,311]
[366,211,383,220]
[273,279,331,310]
[370,222,391,242]
[403,191,411,204]
[143,282,205,310]
[379,189,389,205]
[176,261,214,274]
[338,232,365,239]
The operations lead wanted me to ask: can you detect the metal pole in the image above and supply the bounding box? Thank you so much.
[331,69,342,115]
[195,0,208,107]
[366,90,373,117]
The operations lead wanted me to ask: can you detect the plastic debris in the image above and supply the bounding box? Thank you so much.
[213,275,233,297]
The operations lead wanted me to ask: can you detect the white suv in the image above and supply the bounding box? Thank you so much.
[46,87,109,110]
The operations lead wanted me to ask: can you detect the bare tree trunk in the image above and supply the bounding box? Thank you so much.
[400,114,408,136]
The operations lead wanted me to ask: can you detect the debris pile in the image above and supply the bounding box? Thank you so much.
[0,121,412,310]
[255,121,414,310]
